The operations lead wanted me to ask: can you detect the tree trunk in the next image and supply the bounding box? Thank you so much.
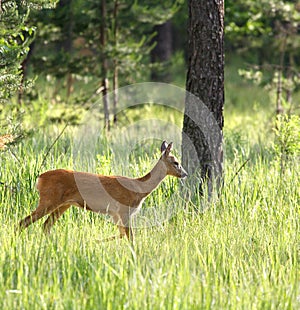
[151,21,172,82]
[18,42,35,104]
[275,34,287,116]
[58,0,74,100]
[113,0,119,124]
[286,53,293,110]
[113,61,118,124]
[182,0,224,196]
[100,0,110,130]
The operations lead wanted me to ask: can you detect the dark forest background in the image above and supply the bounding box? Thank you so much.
[1,0,300,124]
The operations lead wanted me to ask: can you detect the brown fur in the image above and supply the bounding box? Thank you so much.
[18,141,187,241]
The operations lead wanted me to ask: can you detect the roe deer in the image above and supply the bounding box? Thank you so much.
[18,141,187,240]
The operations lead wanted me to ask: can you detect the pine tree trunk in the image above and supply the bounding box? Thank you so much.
[182,0,224,196]
[58,0,74,100]
[113,0,119,124]
[100,0,110,130]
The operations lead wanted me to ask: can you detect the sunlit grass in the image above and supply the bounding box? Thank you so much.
[0,115,299,309]
[0,58,299,308]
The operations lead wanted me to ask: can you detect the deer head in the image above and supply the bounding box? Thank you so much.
[160,141,188,178]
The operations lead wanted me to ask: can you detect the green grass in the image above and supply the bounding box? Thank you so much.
[0,120,299,309]
[0,59,299,308]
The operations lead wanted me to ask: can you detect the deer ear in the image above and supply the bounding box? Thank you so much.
[160,141,168,153]
[164,142,173,156]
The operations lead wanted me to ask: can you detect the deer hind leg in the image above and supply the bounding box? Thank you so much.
[43,204,71,234]
[19,200,58,231]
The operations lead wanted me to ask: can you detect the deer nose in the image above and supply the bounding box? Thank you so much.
[181,168,188,178]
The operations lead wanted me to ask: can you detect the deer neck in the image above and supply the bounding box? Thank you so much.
[137,159,167,195]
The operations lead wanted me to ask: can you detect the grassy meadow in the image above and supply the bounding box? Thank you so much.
[0,64,299,309]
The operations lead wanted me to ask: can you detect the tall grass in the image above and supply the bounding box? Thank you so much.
[0,116,299,309]
[1,57,299,308]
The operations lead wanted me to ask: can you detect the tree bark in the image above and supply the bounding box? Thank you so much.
[100,0,110,130]
[286,53,293,108]
[18,42,35,104]
[113,0,119,124]
[57,0,74,100]
[182,0,224,196]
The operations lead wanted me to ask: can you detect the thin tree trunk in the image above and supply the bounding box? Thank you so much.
[286,53,293,110]
[113,0,119,124]
[58,0,74,100]
[276,35,286,115]
[113,62,118,124]
[276,69,283,115]
[182,0,224,197]
[18,42,35,104]
[100,0,110,130]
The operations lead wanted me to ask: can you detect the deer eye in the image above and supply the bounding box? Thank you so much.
[173,162,179,167]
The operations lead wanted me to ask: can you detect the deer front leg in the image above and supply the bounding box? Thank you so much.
[118,225,133,241]
[118,212,134,241]
[98,212,133,242]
